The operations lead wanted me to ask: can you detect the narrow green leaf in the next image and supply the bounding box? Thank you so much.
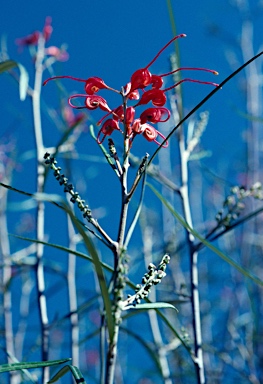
[9,233,113,273]
[48,365,86,383]
[16,191,115,340]
[17,63,29,101]
[147,182,263,287]
[66,208,115,341]
[131,302,178,311]
[120,326,163,376]
[0,358,71,373]
[0,60,29,100]
[29,191,114,341]
[0,60,17,74]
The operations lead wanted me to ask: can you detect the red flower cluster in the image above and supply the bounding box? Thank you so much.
[43,34,219,147]
[16,17,69,62]
[16,17,53,47]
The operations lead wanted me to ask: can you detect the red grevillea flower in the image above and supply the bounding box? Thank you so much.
[43,75,118,95]
[68,94,111,112]
[130,119,168,147]
[135,89,167,107]
[140,107,170,124]
[130,69,152,91]
[113,106,135,124]
[140,124,168,147]
[16,17,53,48]
[45,46,69,62]
[43,17,53,41]
[151,75,164,89]
[16,31,40,47]
[131,119,143,134]
[97,119,122,144]
[123,83,140,100]
[129,34,186,91]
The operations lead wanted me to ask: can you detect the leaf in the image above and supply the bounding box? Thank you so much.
[120,326,163,376]
[131,302,178,311]
[10,233,113,273]
[48,365,86,383]
[17,63,29,101]
[0,60,29,100]
[0,358,71,373]
[27,191,115,341]
[147,182,263,287]
[0,60,17,73]
[66,207,115,341]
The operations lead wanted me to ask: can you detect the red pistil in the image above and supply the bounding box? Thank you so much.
[144,34,186,70]
[160,67,219,78]
[43,75,118,95]
[163,78,219,92]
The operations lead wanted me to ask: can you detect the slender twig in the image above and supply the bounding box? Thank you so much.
[66,196,80,367]
[32,36,49,382]
[177,123,205,383]
[105,93,130,384]
[0,178,20,384]
[141,220,173,384]
[124,170,147,249]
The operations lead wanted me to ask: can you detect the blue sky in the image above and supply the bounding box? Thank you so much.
[1,1,263,382]
[1,0,253,168]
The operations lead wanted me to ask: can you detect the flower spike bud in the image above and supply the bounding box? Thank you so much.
[163,78,219,92]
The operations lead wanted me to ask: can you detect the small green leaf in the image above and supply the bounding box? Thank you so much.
[17,63,29,101]
[0,358,71,373]
[0,60,17,74]
[131,302,178,311]
[48,365,86,383]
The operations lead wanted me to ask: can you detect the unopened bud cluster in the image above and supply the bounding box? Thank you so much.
[120,254,170,309]
[44,152,92,221]
[216,183,263,227]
